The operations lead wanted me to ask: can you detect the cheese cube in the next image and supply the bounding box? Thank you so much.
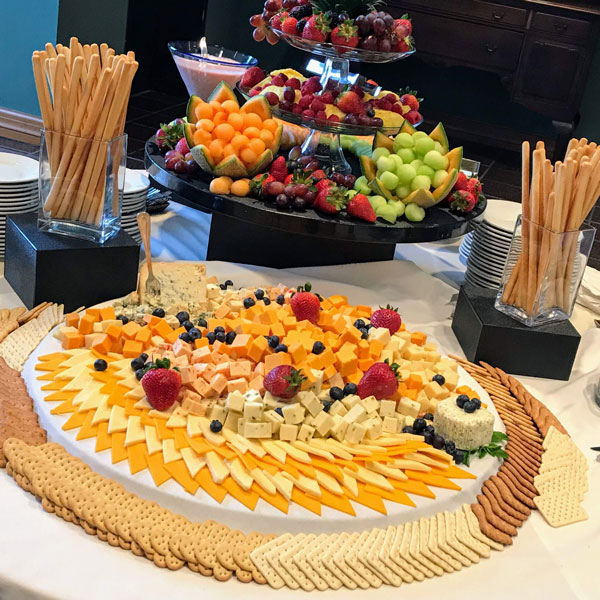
[263,409,284,434]
[417,390,431,412]
[429,398,440,412]
[343,404,367,424]
[224,411,241,431]
[435,358,457,373]
[382,416,399,434]
[330,418,348,441]
[342,394,361,410]
[226,391,245,413]
[243,422,272,439]
[403,345,425,360]
[237,418,245,435]
[307,369,324,395]
[261,391,279,409]
[404,415,415,427]
[394,414,406,429]
[361,395,379,414]
[297,423,315,443]
[282,403,305,425]
[329,401,347,417]
[243,401,264,422]
[364,417,383,440]
[206,284,220,299]
[312,411,335,437]
[442,369,458,391]
[368,326,391,346]
[379,399,396,418]
[244,389,262,403]
[207,405,228,423]
[345,422,366,444]
[398,397,420,418]
[279,424,299,442]
[423,381,450,400]
[298,391,322,417]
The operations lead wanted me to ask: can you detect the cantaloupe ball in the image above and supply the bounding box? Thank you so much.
[199,119,214,132]
[193,129,211,146]
[195,102,213,121]
[259,129,274,146]
[213,111,228,125]
[243,126,261,139]
[230,178,250,197]
[243,112,262,129]
[214,123,235,142]
[231,134,250,152]
[223,143,236,157]
[209,100,222,112]
[227,112,245,131]
[221,100,239,114]
[209,139,224,163]
[240,147,258,165]
[248,138,266,155]
[262,118,278,132]
[210,176,232,195]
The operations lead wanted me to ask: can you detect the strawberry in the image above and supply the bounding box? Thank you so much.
[453,172,469,192]
[281,16,299,34]
[175,137,190,156]
[330,22,358,50]
[405,110,422,125]
[290,290,320,324]
[270,11,289,30]
[357,360,399,400]
[347,193,376,223]
[302,13,331,42]
[393,37,412,53]
[141,358,182,411]
[263,365,307,400]
[450,189,477,213]
[269,156,288,182]
[314,184,347,214]
[394,15,412,38]
[465,177,483,199]
[399,93,419,112]
[250,173,274,198]
[311,169,327,181]
[370,305,402,334]
[315,178,332,191]
[241,66,265,89]
[335,90,364,115]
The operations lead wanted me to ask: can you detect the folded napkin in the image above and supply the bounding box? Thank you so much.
[577,265,600,315]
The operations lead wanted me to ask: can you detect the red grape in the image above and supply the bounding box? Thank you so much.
[266,181,285,196]
[253,27,266,42]
[276,194,290,209]
[344,174,356,188]
[304,190,317,204]
[282,0,296,8]
[292,197,307,210]
[265,92,280,106]
[284,185,296,198]
[249,14,264,26]
[292,104,303,115]
[186,160,200,174]
[264,0,282,11]
[283,87,296,103]
[294,183,308,197]
[174,159,188,174]
[279,100,293,112]
[298,156,313,167]
[165,156,179,170]
[165,150,183,161]
[331,172,345,186]
[306,160,320,171]
[266,30,279,44]
[271,76,285,87]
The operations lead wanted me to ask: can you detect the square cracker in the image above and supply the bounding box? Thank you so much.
[250,535,288,589]
[332,532,371,589]
[265,533,302,590]
[318,534,357,590]
[279,534,314,591]
[363,528,402,586]
[534,469,587,500]
[534,492,588,528]
[444,511,480,563]
[293,533,330,591]
[380,526,414,582]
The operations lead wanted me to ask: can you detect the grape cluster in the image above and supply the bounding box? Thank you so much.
[356,11,397,52]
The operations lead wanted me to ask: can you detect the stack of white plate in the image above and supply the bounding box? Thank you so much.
[463,199,523,289]
[121,168,149,243]
[0,153,39,258]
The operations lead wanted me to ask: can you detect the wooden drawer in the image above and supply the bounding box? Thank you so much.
[407,12,524,71]
[398,0,527,28]
[531,12,590,40]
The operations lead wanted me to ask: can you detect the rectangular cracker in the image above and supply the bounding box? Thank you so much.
[437,512,471,567]
[409,520,443,576]
[265,533,302,590]
[445,511,480,563]
[363,528,402,586]
[344,532,382,588]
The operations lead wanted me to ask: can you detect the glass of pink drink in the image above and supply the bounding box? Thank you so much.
[168,41,258,101]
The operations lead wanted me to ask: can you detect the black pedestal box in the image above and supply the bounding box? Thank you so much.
[4,214,140,313]
[451,285,580,381]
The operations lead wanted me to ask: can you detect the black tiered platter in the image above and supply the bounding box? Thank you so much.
[145,138,486,269]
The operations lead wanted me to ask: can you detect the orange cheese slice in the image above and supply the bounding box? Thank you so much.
[146,451,172,487]
[164,459,200,495]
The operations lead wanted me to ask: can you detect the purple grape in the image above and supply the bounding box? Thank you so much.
[378,38,391,52]
[276,194,290,209]
[366,12,376,25]
[292,197,307,210]
[295,183,308,197]
[283,87,296,103]
[357,114,371,126]
[344,174,356,188]
[186,159,200,174]
[355,15,370,36]
[359,35,378,51]
[371,117,384,127]
[331,172,345,186]
[298,155,313,167]
[373,18,385,36]
[174,160,188,174]
[383,14,394,28]
[344,114,358,125]
[306,160,320,171]
[304,190,317,204]
[284,184,296,198]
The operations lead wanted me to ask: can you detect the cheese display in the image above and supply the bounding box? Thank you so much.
[433,397,494,451]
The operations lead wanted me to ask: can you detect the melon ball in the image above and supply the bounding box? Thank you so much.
[396,148,415,164]
[390,154,403,172]
[395,184,411,199]
[416,165,435,179]
[396,164,417,185]
[434,141,445,155]
[432,169,448,188]
[414,136,435,157]
[410,174,432,191]
[354,175,371,194]
[423,150,449,171]
[376,155,396,173]
[394,132,414,150]
[412,131,428,140]
[372,147,391,163]
[380,170,399,190]
[410,159,424,170]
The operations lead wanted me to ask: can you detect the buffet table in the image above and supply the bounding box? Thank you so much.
[0,208,598,600]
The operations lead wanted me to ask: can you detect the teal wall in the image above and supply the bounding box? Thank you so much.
[0,1,59,115]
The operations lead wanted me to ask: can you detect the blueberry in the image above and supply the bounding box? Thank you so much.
[182,320,194,332]
[151,308,165,318]
[268,335,280,349]
[220,283,227,290]
[445,440,456,454]
[312,341,325,355]
[343,382,357,396]
[275,344,288,353]
[254,289,265,300]
[423,412,434,421]
[179,332,191,343]
[94,359,107,371]
[263,297,271,305]
[225,331,236,344]
[197,318,208,328]
[243,297,256,309]
[463,400,477,413]
[456,394,469,408]
[424,424,435,434]
[225,280,233,287]
[130,357,145,371]
[116,315,129,324]
[139,353,148,362]
[364,323,372,330]
[412,417,426,434]
[215,331,226,343]
[472,398,482,410]
[423,431,434,445]
[210,420,223,433]
[275,407,283,417]
[432,434,445,450]
[214,326,225,334]
[402,426,414,434]
[176,311,190,324]
[189,328,202,340]
[359,327,369,340]
[432,374,445,386]
[323,401,333,412]
[135,368,145,380]
[329,387,344,401]
[206,331,216,344]
[276,294,285,305]
[353,319,366,329]
[453,449,465,465]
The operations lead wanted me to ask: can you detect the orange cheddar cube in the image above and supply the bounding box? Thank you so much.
[208,318,226,331]
[215,362,230,377]
[110,338,124,353]
[411,331,427,346]
[405,388,418,400]
[369,339,384,358]
[173,338,192,358]
[340,327,362,345]
[282,316,297,332]
[270,323,285,338]
[213,304,230,319]
[227,377,249,394]
[194,337,209,349]
[247,335,268,363]
[346,370,363,385]
[230,360,252,379]
[406,373,423,390]
[323,364,337,380]
[143,314,161,326]
[165,326,186,344]
[191,378,210,397]
[249,322,270,337]
[135,327,152,347]
[319,348,336,368]
[65,312,80,328]
[357,339,370,359]
[153,319,173,339]
[248,375,264,392]
[78,313,96,335]
[289,343,307,364]
[62,331,84,350]
[317,312,333,328]
[91,334,112,355]
[120,321,141,340]
[122,339,144,358]
[100,306,116,321]
[328,295,348,307]
[229,334,252,359]
[105,324,122,340]
[85,308,101,320]
[178,365,196,385]
[330,315,346,334]
[336,350,357,377]
[264,352,291,372]
[358,357,375,372]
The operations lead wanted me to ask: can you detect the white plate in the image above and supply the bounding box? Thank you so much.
[0,153,39,183]
[0,189,37,198]
[471,236,511,256]
[122,168,150,194]
[477,220,514,239]
[0,183,38,192]
[465,270,499,289]
[468,257,506,279]
[481,198,522,232]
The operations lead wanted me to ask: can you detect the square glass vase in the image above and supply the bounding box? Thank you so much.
[38,129,127,244]
[495,215,596,327]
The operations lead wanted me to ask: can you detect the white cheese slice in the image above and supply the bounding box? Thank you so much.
[166,407,188,429]
[251,467,277,495]
[274,440,311,464]
[315,470,343,495]
[162,438,182,464]
[261,440,286,464]
[205,451,229,484]
[145,425,162,455]
[366,461,408,481]
[269,471,293,501]
[91,398,112,426]
[227,458,253,491]
[124,416,146,447]
[181,447,206,478]
[107,405,128,434]
[74,380,106,409]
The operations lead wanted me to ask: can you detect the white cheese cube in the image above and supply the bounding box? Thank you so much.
[423,381,450,400]
[312,411,335,437]
[243,401,264,422]
[345,422,366,444]
[382,416,399,434]
[417,390,431,412]
[206,283,220,298]
[343,404,367,424]
[207,405,228,423]
[244,389,262,403]
[308,369,324,395]
[297,423,315,443]
[330,419,348,442]
[328,372,345,390]
[261,391,279,409]
[226,391,245,413]
[379,399,396,418]
[341,394,360,410]
[380,349,394,363]
[435,358,457,373]
[442,369,459,391]
[282,403,305,425]
[361,395,379,414]
[237,418,245,435]
[243,422,272,439]
[224,410,241,431]
[364,417,383,440]
[279,424,299,442]
[403,345,424,360]
[368,326,391,346]
[329,401,347,417]
[385,337,400,353]
[398,397,420,418]
[427,351,442,363]
[404,415,415,427]
[263,409,284,434]
[298,391,323,417]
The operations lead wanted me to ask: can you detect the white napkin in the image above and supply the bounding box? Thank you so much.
[577,265,600,315]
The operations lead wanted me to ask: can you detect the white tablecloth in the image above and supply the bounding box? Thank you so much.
[0,203,599,600]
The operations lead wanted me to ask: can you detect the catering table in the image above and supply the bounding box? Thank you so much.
[0,203,598,600]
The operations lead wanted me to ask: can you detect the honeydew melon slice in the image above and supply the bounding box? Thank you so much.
[214,155,248,178]
[208,81,238,105]
[190,144,216,173]
[186,95,203,123]
[429,122,449,154]
[241,96,272,120]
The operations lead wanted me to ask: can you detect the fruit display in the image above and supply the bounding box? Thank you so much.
[250,0,414,56]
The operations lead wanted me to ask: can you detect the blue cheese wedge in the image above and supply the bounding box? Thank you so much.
[433,398,494,450]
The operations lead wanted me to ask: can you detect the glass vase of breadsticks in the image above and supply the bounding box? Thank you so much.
[33,38,137,243]
[495,139,597,327]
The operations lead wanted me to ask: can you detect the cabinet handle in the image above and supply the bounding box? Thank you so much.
[485,44,498,54]
[554,22,568,32]
[492,11,505,20]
